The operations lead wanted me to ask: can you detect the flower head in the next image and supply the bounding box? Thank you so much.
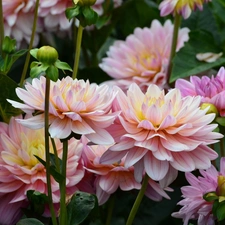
[175,67,225,117]
[8,76,118,144]
[159,0,211,19]
[0,116,84,224]
[100,84,222,183]
[99,20,189,92]
[172,158,225,225]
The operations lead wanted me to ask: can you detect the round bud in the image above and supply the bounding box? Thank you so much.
[200,103,219,116]
[37,46,58,65]
[73,0,97,6]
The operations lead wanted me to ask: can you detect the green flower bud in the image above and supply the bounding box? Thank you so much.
[73,0,96,6]
[36,46,58,65]
[200,103,219,116]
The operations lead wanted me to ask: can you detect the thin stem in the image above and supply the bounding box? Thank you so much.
[126,174,149,225]
[220,138,225,157]
[44,77,58,225]
[19,0,39,87]
[72,23,83,79]
[0,0,4,55]
[166,13,182,86]
[59,139,68,225]
[105,194,116,225]
[50,138,61,172]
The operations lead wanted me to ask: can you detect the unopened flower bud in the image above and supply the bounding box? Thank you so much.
[73,0,96,6]
[200,103,219,116]
[37,46,58,65]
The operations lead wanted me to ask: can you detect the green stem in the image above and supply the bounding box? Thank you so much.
[72,23,83,79]
[126,174,149,225]
[44,77,58,225]
[0,0,4,55]
[50,138,61,172]
[59,139,68,225]
[166,13,182,86]
[19,0,39,87]
[220,137,225,157]
[105,194,116,225]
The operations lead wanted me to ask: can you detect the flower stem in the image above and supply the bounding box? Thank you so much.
[106,194,116,225]
[51,138,61,172]
[59,139,68,225]
[20,0,39,87]
[72,23,83,79]
[125,174,149,225]
[220,137,225,157]
[0,0,4,55]
[166,13,182,85]
[44,77,58,225]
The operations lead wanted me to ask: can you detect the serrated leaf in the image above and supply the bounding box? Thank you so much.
[46,65,58,81]
[16,218,44,225]
[65,6,80,21]
[54,60,72,71]
[67,191,98,225]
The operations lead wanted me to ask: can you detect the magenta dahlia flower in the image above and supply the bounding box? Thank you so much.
[159,0,211,19]
[175,67,225,117]
[99,19,189,92]
[100,83,222,183]
[8,76,118,144]
[0,116,85,224]
[172,158,225,224]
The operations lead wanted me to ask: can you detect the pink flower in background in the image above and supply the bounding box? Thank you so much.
[99,20,189,92]
[3,0,42,47]
[0,116,84,224]
[175,67,225,117]
[8,76,118,144]
[172,158,225,225]
[100,83,222,183]
[159,0,211,19]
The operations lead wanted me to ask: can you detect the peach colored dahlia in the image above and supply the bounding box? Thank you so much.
[3,0,41,47]
[159,0,211,19]
[0,116,84,223]
[100,83,222,183]
[8,76,118,144]
[99,19,189,92]
[175,67,225,117]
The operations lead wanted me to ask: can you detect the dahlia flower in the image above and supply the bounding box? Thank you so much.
[0,116,84,224]
[99,20,189,92]
[100,83,222,183]
[175,67,225,117]
[8,76,118,144]
[159,0,211,19]
[172,158,225,225]
[3,0,41,47]
[81,137,172,205]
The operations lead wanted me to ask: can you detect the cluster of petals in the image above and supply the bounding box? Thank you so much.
[8,76,118,144]
[99,19,190,92]
[172,158,225,225]
[81,136,172,205]
[100,83,222,183]
[175,67,225,117]
[0,116,85,225]
[3,0,41,47]
[159,0,211,19]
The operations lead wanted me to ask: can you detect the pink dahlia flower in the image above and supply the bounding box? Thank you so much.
[100,83,222,183]
[8,76,118,144]
[0,116,84,224]
[159,0,211,19]
[172,158,225,224]
[175,67,225,117]
[99,19,189,92]
[3,0,42,47]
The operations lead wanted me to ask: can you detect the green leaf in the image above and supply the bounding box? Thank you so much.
[30,65,46,78]
[170,30,225,82]
[2,36,16,54]
[46,65,59,81]
[216,201,225,221]
[203,191,218,202]
[55,60,72,71]
[80,6,98,27]
[30,48,39,59]
[16,218,44,225]
[65,6,80,21]
[0,74,22,122]
[67,191,98,225]
[216,117,225,126]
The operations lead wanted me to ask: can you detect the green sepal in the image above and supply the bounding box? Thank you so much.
[203,191,218,202]
[79,6,98,27]
[65,5,80,21]
[30,64,47,78]
[2,36,16,54]
[30,48,39,59]
[46,65,59,81]
[55,60,72,72]
[16,218,44,225]
[216,201,225,221]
